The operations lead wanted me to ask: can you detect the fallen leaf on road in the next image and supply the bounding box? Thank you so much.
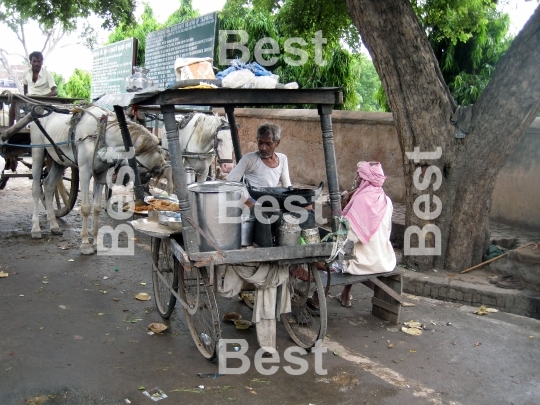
[474,305,498,315]
[138,386,145,390]
[474,342,482,347]
[113,298,120,302]
[148,323,168,333]
[402,302,416,307]
[42,281,49,284]
[135,293,151,301]
[140,282,147,286]
[404,320,422,329]
[529,335,536,339]
[68,259,74,262]
[74,335,84,340]
[402,327,422,336]
[387,343,394,348]
[0,271,8,278]
[410,350,417,353]
[59,305,66,309]
[58,245,68,250]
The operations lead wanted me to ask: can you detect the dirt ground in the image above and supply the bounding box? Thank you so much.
[1,170,540,405]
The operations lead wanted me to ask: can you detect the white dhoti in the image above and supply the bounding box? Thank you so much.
[219,263,291,350]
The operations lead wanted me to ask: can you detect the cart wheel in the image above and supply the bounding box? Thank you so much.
[41,156,80,217]
[0,176,8,190]
[282,263,327,349]
[151,237,177,319]
[179,265,221,361]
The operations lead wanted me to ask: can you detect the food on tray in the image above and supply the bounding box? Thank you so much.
[146,198,180,211]
[134,205,152,212]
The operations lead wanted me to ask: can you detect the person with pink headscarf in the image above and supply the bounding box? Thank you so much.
[337,161,396,307]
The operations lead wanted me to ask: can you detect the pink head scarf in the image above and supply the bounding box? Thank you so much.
[343,162,388,243]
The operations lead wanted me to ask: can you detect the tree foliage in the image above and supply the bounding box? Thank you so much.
[355,54,383,111]
[412,0,512,106]
[107,4,161,66]
[52,72,68,97]
[218,0,360,109]
[0,0,136,30]
[65,68,92,101]
[107,1,199,66]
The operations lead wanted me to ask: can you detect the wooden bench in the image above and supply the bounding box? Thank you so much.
[321,267,404,324]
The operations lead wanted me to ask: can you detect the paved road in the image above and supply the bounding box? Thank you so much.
[1,176,539,405]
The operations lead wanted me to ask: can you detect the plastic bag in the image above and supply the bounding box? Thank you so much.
[243,76,278,89]
[222,69,256,88]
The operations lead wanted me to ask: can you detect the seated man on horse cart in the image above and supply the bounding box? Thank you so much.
[9,51,57,126]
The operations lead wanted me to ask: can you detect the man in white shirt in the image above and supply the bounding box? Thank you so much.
[9,51,57,125]
[22,51,57,97]
[226,123,291,207]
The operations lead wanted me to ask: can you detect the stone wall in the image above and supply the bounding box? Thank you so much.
[229,108,540,230]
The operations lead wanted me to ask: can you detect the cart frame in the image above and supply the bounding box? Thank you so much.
[117,87,403,359]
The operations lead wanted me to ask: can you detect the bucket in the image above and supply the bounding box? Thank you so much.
[188,181,244,252]
[185,167,196,185]
[241,216,256,246]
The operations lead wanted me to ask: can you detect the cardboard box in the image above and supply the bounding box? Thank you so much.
[174,58,215,81]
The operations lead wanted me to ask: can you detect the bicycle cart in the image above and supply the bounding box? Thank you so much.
[113,87,403,360]
[0,95,81,216]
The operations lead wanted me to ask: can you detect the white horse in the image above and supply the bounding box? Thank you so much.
[165,112,234,182]
[30,105,169,255]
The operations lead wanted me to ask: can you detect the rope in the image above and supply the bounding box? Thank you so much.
[322,217,351,263]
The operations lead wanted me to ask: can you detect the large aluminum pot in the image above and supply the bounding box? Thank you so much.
[188,181,244,252]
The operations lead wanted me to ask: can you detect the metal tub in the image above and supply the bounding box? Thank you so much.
[188,181,244,252]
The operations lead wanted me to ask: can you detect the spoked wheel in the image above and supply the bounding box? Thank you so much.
[41,155,79,217]
[179,265,221,361]
[151,237,177,319]
[282,263,327,349]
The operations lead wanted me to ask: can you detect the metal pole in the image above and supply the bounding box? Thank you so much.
[161,104,199,253]
[318,104,341,233]
[224,106,242,163]
[113,105,145,203]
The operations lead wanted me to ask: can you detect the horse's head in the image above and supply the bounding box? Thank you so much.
[215,118,234,174]
[128,122,170,185]
[177,112,235,180]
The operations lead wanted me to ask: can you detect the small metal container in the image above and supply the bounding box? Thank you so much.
[241,216,256,246]
[301,227,321,244]
[185,167,196,185]
[167,213,182,231]
[278,213,301,246]
[148,209,159,222]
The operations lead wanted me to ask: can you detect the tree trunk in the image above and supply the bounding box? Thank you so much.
[0,50,24,93]
[345,0,540,271]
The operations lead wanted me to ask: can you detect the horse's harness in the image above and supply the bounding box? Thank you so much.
[30,104,167,179]
[177,112,234,173]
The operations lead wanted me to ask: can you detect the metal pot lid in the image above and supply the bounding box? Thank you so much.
[188,180,244,193]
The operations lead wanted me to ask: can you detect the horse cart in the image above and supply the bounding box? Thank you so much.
[0,95,81,216]
[100,87,403,360]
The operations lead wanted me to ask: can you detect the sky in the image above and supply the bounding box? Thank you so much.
[0,0,537,80]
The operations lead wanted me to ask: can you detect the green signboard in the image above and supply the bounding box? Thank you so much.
[145,12,218,90]
[91,38,137,100]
